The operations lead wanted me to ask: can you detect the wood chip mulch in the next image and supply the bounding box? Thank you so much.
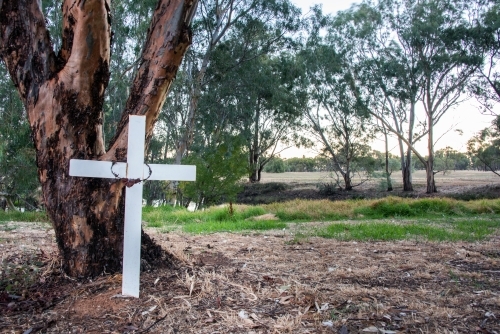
[1,222,499,333]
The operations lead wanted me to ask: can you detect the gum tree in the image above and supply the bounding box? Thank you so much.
[0,0,198,277]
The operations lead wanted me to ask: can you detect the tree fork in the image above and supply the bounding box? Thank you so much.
[0,0,198,277]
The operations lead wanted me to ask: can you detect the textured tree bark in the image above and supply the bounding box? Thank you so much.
[0,0,198,277]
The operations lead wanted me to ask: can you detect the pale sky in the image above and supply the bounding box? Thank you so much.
[281,0,496,158]
[292,0,359,16]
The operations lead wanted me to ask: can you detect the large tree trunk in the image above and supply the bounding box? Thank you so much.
[0,0,198,277]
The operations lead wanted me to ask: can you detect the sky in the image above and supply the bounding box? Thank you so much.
[280,0,496,158]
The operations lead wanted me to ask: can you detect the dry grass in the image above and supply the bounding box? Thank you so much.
[1,222,499,333]
[264,199,359,220]
[260,170,500,187]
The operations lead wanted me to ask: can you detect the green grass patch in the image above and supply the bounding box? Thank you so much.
[317,218,498,242]
[143,198,500,240]
[143,204,267,226]
[142,204,279,233]
[0,210,49,223]
[183,220,286,234]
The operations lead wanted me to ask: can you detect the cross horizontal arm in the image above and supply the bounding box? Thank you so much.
[147,165,196,181]
[69,160,127,179]
[70,159,197,182]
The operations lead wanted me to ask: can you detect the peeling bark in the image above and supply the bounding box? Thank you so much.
[0,0,198,277]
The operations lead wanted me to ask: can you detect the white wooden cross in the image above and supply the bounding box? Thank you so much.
[69,115,196,297]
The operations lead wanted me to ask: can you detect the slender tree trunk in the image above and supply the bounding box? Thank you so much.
[383,129,393,191]
[249,100,261,182]
[403,101,416,191]
[1,0,198,277]
[257,165,263,182]
[343,160,352,191]
[175,51,211,164]
[343,176,353,191]
[426,115,437,193]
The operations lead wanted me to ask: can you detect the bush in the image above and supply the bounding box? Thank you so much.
[316,182,339,196]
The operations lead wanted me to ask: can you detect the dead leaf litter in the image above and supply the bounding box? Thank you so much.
[0,222,499,333]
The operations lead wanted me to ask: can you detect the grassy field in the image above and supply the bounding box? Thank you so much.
[2,170,499,242]
[260,169,500,187]
[142,197,500,242]
[2,172,499,333]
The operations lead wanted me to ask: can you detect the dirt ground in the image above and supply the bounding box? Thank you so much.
[1,219,499,333]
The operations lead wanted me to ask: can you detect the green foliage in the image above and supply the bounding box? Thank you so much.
[202,49,306,181]
[467,117,500,175]
[434,147,470,173]
[263,157,286,173]
[285,157,318,172]
[468,1,500,114]
[182,135,248,208]
[0,67,39,207]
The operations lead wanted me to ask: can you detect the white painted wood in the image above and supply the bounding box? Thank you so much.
[121,115,146,297]
[68,115,196,298]
[69,160,127,179]
[147,164,196,181]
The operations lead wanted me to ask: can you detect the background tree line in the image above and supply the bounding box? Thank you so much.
[1,0,500,211]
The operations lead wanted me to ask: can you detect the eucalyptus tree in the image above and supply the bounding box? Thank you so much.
[414,0,483,192]
[354,0,483,193]
[0,0,198,277]
[172,0,302,165]
[354,3,425,192]
[467,116,500,175]
[199,48,306,182]
[301,44,376,190]
[470,1,500,114]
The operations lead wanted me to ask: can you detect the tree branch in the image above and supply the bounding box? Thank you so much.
[0,0,57,104]
[106,0,199,160]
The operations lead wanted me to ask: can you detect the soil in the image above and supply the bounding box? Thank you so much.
[1,180,499,333]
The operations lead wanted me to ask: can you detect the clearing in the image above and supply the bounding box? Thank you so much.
[2,172,500,333]
[1,220,499,333]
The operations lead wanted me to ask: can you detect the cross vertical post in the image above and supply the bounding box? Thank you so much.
[122,115,146,297]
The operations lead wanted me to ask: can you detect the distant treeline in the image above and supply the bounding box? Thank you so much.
[265,147,488,173]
